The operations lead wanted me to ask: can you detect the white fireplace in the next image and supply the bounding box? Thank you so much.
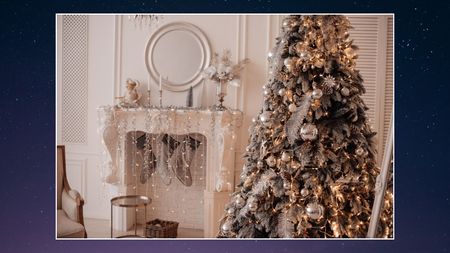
[98,106,242,237]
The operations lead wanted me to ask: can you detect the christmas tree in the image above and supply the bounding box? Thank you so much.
[218,15,393,238]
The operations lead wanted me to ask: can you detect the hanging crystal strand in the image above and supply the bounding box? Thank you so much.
[130,113,137,195]
[185,110,192,184]
[144,108,152,199]
[199,111,205,183]
[117,115,128,194]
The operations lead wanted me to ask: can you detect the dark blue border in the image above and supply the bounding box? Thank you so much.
[1,0,449,252]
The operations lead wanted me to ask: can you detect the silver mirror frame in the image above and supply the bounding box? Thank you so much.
[145,22,211,92]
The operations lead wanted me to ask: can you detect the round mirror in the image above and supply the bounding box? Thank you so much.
[145,22,211,92]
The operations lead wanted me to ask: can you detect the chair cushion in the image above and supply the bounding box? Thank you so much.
[57,209,85,238]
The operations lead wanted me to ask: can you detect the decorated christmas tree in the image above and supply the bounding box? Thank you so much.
[218,15,393,238]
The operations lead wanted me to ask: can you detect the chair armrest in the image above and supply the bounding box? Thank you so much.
[61,189,84,223]
[68,189,84,206]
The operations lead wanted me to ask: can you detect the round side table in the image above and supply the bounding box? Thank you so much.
[110,195,151,238]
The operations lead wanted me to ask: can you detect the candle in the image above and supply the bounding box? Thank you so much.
[159,75,162,91]
[148,75,151,90]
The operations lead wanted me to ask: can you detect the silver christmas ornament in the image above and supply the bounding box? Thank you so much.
[266,155,277,167]
[306,202,324,220]
[263,89,270,96]
[257,160,264,169]
[281,151,291,162]
[252,117,257,123]
[278,88,286,96]
[341,87,350,96]
[235,195,245,208]
[259,111,271,123]
[323,75,337,87]
[227,207,235,215]
[283,181,291,190]
[248,202,258,212]
[300,188,309,197]
[312,88,323,99]
[221,220,231,232]
[300,123,318,141]
[288,103,297,112]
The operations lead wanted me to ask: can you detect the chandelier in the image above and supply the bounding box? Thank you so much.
[128,14,163,29]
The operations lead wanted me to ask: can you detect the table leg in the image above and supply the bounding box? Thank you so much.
[110,203,113,238]
[144,205,147,237]
[135,208,137,236]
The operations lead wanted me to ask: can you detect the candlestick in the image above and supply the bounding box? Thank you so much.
[147,89,151,107]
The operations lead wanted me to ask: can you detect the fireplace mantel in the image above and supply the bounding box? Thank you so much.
[98,106,243,237]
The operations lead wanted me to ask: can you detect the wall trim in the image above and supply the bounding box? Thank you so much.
[113,15,123,99]
[66,158,88,202]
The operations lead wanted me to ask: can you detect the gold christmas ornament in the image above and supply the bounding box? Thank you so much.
[281,151,291,162]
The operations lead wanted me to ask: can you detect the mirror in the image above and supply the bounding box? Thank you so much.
[145,22,211,92]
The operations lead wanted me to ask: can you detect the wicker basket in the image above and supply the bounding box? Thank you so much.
[145,219,179,238]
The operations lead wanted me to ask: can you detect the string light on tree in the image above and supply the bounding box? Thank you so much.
[217,15,393,238]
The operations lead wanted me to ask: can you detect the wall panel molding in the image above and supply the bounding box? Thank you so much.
[66,158,88,202]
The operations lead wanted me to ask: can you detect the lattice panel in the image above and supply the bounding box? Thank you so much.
[61,15,88,144]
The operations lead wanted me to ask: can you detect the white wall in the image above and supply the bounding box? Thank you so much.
[57,14,393,220]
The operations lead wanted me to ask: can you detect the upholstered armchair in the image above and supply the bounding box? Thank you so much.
[57,145,87,238]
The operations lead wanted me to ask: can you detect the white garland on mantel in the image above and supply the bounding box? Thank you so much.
[97,105,243,193]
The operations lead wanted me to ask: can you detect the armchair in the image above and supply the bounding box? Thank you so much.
[57,145,87,238]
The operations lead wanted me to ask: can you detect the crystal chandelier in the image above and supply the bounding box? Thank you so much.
[128,14,163,29]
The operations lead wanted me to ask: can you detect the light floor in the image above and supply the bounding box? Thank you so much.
[85,218,204,239]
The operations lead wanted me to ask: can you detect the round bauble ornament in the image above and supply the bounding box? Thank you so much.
[284,58,294,68]
[235,195,245,208]
[341,87,350,96]
[256,160,264,169]
[252,117,257,123]
[259,111,271,123]
[283,181,291,190]
[248,201,258,212]
[288,103,297,112]
[300,188,309,197]
[281,151,291,162]
[263,89,270,96]
[300,123,318,141]
[312,88,323,99]
[355,147,364,156]
[266,155,277,167]
[227,207,235,215]
[306,202,324,220]
[291,160,301,169]
[221,220,232,232]
[278,88,286,96]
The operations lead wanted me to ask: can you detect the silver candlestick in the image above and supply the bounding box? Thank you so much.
[147,90,151,107]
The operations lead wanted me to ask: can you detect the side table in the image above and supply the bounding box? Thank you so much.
[110,195,151,238]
